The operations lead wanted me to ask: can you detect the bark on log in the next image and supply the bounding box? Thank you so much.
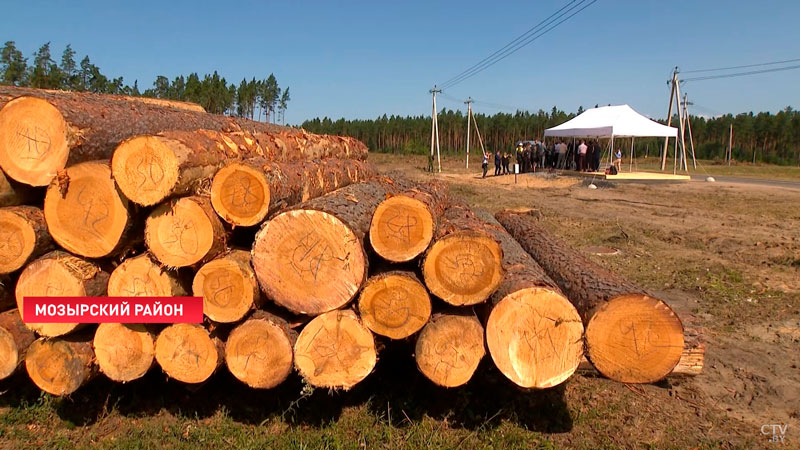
[43,160,132,258]
[0,309,36,380]
[370,179,449,263]
[495,210,685,384]
[155,323,224,384]
[0,206,54,274]
[210,158,376,227]
[25,333,96,396]
[293,309,376,390]
[16,251,109,337]
[145,195,226,268]
[93,323,156,382]
[107,253,187,297]
[225,310,297,389]
[0,169,36,207]
[0,86,205,113]
[421,204,504,306]
[357,270,431,339]
[414,311,485,388]
[193,249,261,323]
[0,278,12,312]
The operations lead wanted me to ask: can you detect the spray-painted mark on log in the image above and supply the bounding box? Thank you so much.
[384,211,417,244]
[290,232,333,282]
[163,218,199,256]
[76,184,110,235]
[0,227,24,261]
[16,126,51,161]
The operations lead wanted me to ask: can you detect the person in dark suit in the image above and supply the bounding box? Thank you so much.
[494,150,502,176]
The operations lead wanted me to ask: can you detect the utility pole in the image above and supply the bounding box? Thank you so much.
[674,78,688,172]
[464,97,473,169]
[661,67,679,171]
[728,123,733,166]
[681,93,697,169]
[429,86,442,173]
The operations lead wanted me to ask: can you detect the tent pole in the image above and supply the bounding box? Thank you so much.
[630,137,635,172]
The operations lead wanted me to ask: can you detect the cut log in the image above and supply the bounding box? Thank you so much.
[25,333,96,396]
[496,210,685,384]
[0,309,36,380]
[43,160,132,258]
[193,249,260,323]
[421,204,504,306]
[108,253,187,297]
[16,251,109,337]
[93,323,155,382]
[145,195,226,268]
[252,180,399,315]
[0,206,53,274]
[155,323,224,384]
[210,158,375,227]
[370,179,449,263]
[0,169,36,207]
[0,86,205,113]
[414,312,485,388]
[225,310,297,389]
[293,309,376,389]
[357,270,431,339]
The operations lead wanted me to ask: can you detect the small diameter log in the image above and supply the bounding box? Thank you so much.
[414,312,485,388]
[357,271,431,339]
[421,203,504,306]
[370,179,449,263]
[16,251,109,337]
[293,309,376,389]
[155,323,224,384]
[252,180,397,315]
[0,206,53,274]
[496,211,685,384]
[145,195,226,268]
[108,253,187,297]
[225,310,297,389]
[0,309,36,380]
[25,334,96,396]
[0,169,35,207]
[193,250,260,323]
[93,323,155,382]
[43,160,131,258]
[210,158,375,227]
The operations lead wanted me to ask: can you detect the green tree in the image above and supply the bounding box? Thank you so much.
[60,44,78,89]
[1,41,28,86]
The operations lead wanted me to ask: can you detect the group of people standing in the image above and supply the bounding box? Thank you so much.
[481,139,605,178]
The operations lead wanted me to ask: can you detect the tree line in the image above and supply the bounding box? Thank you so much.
[0,41,290,120]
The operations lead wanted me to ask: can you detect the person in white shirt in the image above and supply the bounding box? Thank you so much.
[578,140,588,171]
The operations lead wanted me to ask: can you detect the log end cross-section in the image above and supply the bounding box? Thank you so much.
[145,196,226,268]
[0,206,51,274]
[193,250,260,323]
[155,323,223,384]
[111,136,184,207]
[210,162,271,227]
[25,336,95,396]
[370,196,435,263]
[93,323,155,383]
[357,271,431,339]
[225,311,295,389]
[415,312,485,388]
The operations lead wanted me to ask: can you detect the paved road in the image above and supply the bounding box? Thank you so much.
[690,174,800,189]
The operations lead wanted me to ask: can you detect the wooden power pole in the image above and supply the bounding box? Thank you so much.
[661,67,679,171]
[465,97,473,169]
[429,86,442,173]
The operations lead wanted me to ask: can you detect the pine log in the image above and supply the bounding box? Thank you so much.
[193,249,261,323]
[145,195,226,268]
[16,251,109,337]
[370,179,449,263]
[0,169,36,207]
[93,323,156,382]
[0,206,54,274]
[414,311,485,388]
[421,204,504,306]
[0,85,205,112]
[155,323,224,384]
[225,310,297,389]
[43,160,132,258]
[0,309,36,380]
[357,270,431,339]
[252,179,400,315]
[293,309,377,389]
[108,253,186,297]
[25,333,96,396]
[495,211,685,384]
[210,158,376,227]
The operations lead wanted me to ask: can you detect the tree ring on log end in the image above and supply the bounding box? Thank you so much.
[415,314,485,387]
[25,338,92,396]
[108,254,179,297]
[358,273,431,339]
[146,198,217,267]
[16,257,85,337]
[94,323,154,382]
[155,323,219,384]
[225,318,293,389]
[111,136,181,206]
[422,231,503,305]
[210,163,270,227]
[370,196,434,262]
[0,328,18,379]
[193,257,253,323]
[0,209,36,273]
[0,97,69,186]
[487,287,584,388]
[586,293,684,384]
[252,210,366,315]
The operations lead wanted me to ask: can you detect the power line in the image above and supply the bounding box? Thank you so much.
[682,57,800,74]
[682,64,800,82]
[472,99,528,112]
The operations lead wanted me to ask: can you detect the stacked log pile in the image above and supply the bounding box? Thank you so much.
[0,87,703,399]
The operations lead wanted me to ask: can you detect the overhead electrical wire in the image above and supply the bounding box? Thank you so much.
[682,57,800,74]
[682,64,800,82]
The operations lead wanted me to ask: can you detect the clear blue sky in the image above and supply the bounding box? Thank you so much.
[4,0,799,124]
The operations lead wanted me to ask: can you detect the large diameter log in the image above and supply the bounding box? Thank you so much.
[43,160,132,258]
[15,251,109,337]
[25,334,96,396]
[357,271,431,339]
[0,206,54,274]
[252,180,397,315]
[145,195,226,268]
[496,211,685,384]
[225,311,297,389]
[93,323,155,382]
[210,158,376,227]
[0,86,205,113]
[193,250,260,323]
[370,179,449,263]
[107,253,187,297]
[155,323,224,384]
[421,204,504,306]
[414,312,485,388]
[293,309,376,389]
[0,309,36,380]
